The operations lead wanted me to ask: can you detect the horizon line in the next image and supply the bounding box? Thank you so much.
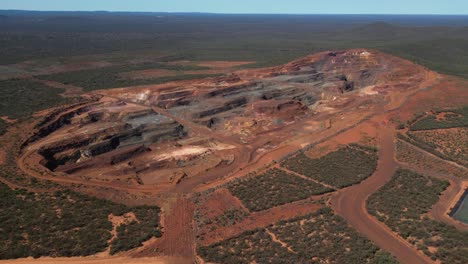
[1,9,468,16]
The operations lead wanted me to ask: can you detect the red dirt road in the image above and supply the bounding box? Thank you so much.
[133,197,196,262]
[330,127,433,264]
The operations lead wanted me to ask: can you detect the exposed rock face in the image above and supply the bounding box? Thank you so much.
[108,49,415,131]
[192,97,248,119]
[32,101,187,172]
[253,100,307,116]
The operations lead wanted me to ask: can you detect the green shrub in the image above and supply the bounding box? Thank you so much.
[367,169,467,264]
[227,168,333,212]
[0,183,161,259]
[0,119,7,135]
[0,79,69,119]
[281,146,378,188]
[199,207,398,264]
[212,208,249,227]
[410,106,468,131]
[110,206,162,255]
[198,228,292,263]
[38,62,218,91]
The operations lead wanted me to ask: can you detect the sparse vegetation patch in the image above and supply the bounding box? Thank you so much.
[408,128,468,166]
[198,228,293,263]
[395,139,467,179]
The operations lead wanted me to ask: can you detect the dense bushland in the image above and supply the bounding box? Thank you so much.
[3,12,468,79]
[0,79,69,119]
[270,207,397,264]
[110,206,162,255]
[367,169,467,263]
[198,228,293,263]
[198,207,397,264]
[227,168,333,212]
[0,182,161,259]
[0,119,7,135]
[410,106,468,131]
[281,146,378,188]
[38,62,217,91]
[211,208,249,227]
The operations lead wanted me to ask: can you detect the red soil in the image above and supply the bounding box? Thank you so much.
[196,188,248,220]
[133,197,195,262]
[395,76,468,123]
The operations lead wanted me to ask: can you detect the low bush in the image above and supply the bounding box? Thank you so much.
[212,208,249,227]
[395,139,467,179]
[227,168,333,212]
[38,62,218,91]
[281,146,378,188]
[0,78,69,119]
[199,207,397,264]
[198,228,292,263]
[110,206,162,255]
[367,169,467,264]
[0,183,161,259]
[407,129,468,166]
[0,119,7,135]
[410,106,468,131]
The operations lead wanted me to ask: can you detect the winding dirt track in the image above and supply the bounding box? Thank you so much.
[330,127,433,264]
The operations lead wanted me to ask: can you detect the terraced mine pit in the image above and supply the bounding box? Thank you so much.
[20,49,433,189]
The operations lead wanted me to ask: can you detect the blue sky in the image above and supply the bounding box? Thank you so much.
[1,0,467,15]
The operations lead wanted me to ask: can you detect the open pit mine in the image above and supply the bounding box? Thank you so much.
[19,49,434,191]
